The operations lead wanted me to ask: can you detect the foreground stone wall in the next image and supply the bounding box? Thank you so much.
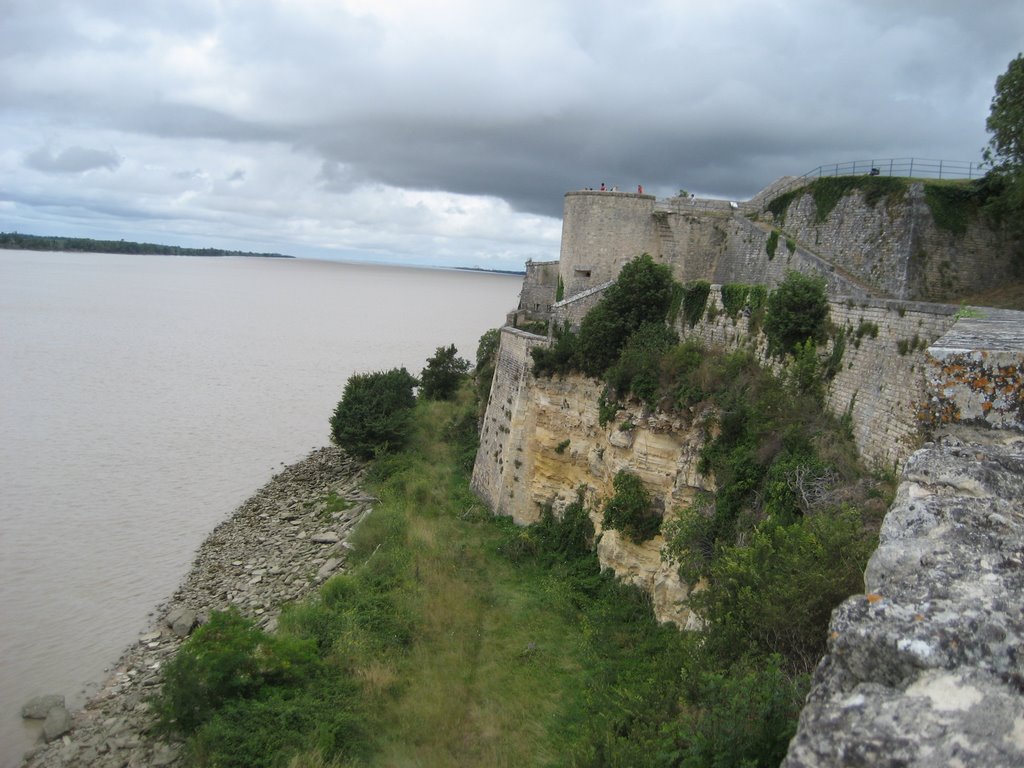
[925,310,1024,432]
[783,428,1024,767]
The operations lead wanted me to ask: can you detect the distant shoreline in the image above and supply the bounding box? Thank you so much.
[453,265,526,276]
[0,232,293,259]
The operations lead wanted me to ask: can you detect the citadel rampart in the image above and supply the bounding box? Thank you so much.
[558,181,1018,303]
[473,178,1024,765]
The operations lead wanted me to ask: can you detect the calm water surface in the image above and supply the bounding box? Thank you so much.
[0,250,520,765]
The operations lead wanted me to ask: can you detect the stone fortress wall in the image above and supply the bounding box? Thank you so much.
[557,179,1018,303]
[472,176,1024,766]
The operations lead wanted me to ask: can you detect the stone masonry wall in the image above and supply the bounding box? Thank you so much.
[765,182,1016,302]
[471,328,548,519]
[557,180,1016,310]
[677,286,958,468]
[516,260,560,321]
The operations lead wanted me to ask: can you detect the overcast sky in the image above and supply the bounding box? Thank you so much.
[1,1,1021,269]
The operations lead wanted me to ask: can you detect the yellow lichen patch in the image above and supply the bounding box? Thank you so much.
[866,593,883,604]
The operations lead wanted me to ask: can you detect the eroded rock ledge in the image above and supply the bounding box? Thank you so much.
[22,446,368,768]
[783,429,1024,767]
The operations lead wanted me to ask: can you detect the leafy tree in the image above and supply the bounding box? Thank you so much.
[763,271,829,357]
[329,368,418,459]
[419,344,470,401]
[605,321,679,406]
[985,54,1024,180]
[475,328,500,373]
[576,253,678,377]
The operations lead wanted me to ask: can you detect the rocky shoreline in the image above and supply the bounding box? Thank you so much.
[21,446,370,768]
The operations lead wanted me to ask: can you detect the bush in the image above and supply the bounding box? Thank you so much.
[786,338,823,402]
[475,328,500,373]
[605,322,679,406]
[329,368,418,459]
[763,271,829,356]
[667,655,806,768]
[691,510,872,673]
[474,328,501,411]
[602,470,660,543]
[531,322,579,377]
[155,611,320,735]
[419,344,470,401]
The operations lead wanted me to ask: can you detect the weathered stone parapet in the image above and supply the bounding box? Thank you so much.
[925,310,1024,432]
[782,429,1024,768]
[551,279,612,329]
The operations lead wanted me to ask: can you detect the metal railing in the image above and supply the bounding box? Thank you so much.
[801,157,984,181]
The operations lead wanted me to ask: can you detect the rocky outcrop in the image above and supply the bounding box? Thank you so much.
[473,345,711,625]
[783,428,1024,767]
[21,447,369,768]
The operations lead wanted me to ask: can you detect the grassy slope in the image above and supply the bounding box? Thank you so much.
[305,393,673,767]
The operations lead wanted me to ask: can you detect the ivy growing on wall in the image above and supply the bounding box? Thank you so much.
[681,280,712,327]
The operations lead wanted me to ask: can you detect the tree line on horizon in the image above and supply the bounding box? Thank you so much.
[0,231,291,259]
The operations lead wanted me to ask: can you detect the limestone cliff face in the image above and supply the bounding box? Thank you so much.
[472,328,711,626]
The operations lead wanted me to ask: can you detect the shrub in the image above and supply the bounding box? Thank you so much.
[329,368,418,459]
[605,322,679,406]
[786,339,823,402]
[531,323,579,377]
[419,344,470,401]
[667,656,806,768]
[763,271,829,356]
[602,470,660,543]
[766,230,779,260]
[719,284,751,319]
[691,510,873,673]
[155,610,320,735]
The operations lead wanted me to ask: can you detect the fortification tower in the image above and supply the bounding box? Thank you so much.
[558,190,658,298]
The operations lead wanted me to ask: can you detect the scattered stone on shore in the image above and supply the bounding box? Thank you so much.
[20,446,368,768]
[21,695,65,720]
